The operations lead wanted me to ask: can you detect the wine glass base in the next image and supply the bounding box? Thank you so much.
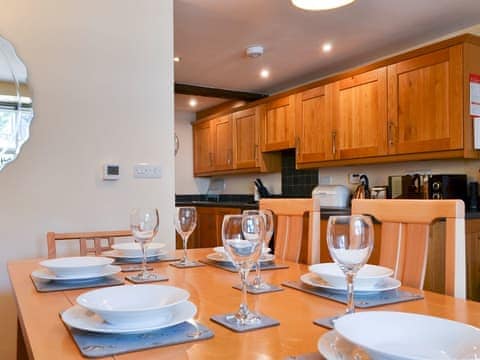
[171,260,205,268]
[246,282,284,294]
[126,272,169,284]
[210,313,280,332]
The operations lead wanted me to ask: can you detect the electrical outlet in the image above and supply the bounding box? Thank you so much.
[134,164,162,178]
[349,173,365,184]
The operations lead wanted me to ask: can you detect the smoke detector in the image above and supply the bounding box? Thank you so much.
[245,45,264,58]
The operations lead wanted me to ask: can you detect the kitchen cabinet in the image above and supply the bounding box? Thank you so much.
[261,95,296,152]
[332,67,388,160]
[193,119,214,175]
[212,114,233,171]
[387,46,463,155]
[466,218,480,301]
[176,206,241,249]
[295,85,333,164]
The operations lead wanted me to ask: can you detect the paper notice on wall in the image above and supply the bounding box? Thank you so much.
[470,74,480,117]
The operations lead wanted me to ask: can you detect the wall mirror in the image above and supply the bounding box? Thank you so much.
[0,35,33,171]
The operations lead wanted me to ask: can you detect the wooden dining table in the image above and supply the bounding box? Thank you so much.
[8,248,480,359]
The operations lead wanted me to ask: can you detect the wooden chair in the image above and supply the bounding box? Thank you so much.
[46,230,132,258]
[259,198,320,264]
[351,199,465,298]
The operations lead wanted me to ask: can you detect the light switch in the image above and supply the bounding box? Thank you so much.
[134,164,162,178]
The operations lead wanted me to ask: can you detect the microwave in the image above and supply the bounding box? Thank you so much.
[387,174,467,202]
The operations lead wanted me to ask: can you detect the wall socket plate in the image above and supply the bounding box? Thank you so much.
[134,164,162,178]
[348,173,365,184]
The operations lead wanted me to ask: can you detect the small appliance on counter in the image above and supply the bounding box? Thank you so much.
[352,174,370,200]
[312,185,351,209]
[387,174,467,203]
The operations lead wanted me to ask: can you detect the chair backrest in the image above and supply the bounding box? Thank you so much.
[259,198,320,264]
[351,199,465,298]
[46,230,132,258]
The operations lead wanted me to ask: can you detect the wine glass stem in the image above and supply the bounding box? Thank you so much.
[239,267,250,319]
[345,272,355,314]
[182,235,189,263]
[253,260,262,287]
[140,241,147,277]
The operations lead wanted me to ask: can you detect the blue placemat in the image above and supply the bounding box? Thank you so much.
[233,283,284,294]
[210,313,279,333]
[31,275,124,293]
[200,259,289,273]
[282,280,424,308]
[63,320,214,358]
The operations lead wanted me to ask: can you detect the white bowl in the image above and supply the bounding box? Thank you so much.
[111,242,165,257]
[40,256,113,277]
[334,311,480,360]
[76,284,190,325]
[308,263,393,288]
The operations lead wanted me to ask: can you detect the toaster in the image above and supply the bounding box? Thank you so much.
[312,185,351,209]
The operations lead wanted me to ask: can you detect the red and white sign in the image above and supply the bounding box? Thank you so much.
[470,73,480,117]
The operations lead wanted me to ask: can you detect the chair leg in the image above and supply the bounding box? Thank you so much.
[17,319,29,360]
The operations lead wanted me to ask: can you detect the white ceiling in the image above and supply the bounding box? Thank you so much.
[174,0,480,110]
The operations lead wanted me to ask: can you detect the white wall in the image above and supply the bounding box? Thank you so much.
[0,1,174,358]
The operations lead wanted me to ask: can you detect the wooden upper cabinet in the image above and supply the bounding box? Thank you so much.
[212,114,233,171]
[193,120,213,175]
[332,67,388,160]
[232,107,259,169]
[387,45,463,155]
[295,85,333,163]
[261,95,295,152]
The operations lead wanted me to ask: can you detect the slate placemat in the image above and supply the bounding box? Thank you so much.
[111,255,180,265]
[282,280,424,308]
[200,259,289,273]
[31,275,124,293]
[63,320,214,358]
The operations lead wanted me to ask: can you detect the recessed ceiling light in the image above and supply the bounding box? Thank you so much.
[260,69,270,78]
[174,56,181,62]
[291,0,355,10]
[189,98,197,107]
[322,42,332,53]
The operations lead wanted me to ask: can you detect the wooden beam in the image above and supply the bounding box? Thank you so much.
[175,83,267,101]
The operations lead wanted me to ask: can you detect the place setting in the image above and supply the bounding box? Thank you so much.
[210,213,280,332]
[283,215,423,327]
[30,256,124,292]
[60,284,214,358]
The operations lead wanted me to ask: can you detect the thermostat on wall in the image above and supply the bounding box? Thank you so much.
[103,164,120,181]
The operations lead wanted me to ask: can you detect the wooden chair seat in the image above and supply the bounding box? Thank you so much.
[46,230,132,258]
[259,198,320,264]
[351,199,465,298]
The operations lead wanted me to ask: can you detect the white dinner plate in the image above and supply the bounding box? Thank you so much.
[39,256,114,277]
[334,311,480,360]
[207,252,275,263]
[318,330,372,360]
[102,249,166,260]
[300,272,401,293]
[32,265,121,281]
[62,301,197,334]
[111,242,166,257]
[309,263,393,288]
[76,284,190,325]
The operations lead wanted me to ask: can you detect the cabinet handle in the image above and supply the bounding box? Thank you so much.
[209,152,213,167]
[332,131,337,157]
[388,121,394,146]
[227,149,233,165]
[254,144,259,161]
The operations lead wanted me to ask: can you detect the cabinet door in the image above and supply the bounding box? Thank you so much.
[212,115,233,171]
[387,46,463,154]
[233,107,259,169]
[332,67,388,160]
[295,85,333,163]
[196,207,218,248]
[261,95,295,152]
[193,120,213,175]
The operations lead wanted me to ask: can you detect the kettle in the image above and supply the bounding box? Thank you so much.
[353,174,370,199]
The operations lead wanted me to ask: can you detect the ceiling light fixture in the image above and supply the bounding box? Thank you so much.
[189,98,197,107]
[260,69,270,79]
[246,45,264,58]
[291,0,355,10]
[322,42,332,53]
[174,56,181,62]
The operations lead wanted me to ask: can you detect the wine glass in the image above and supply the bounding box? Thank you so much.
[243,209,274,290]
[222,214,265,325]
[326,215,374,315]
[174,207,198,266]
[129,208,160,280]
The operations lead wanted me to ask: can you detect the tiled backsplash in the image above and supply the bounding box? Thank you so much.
[281,149,318,197]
